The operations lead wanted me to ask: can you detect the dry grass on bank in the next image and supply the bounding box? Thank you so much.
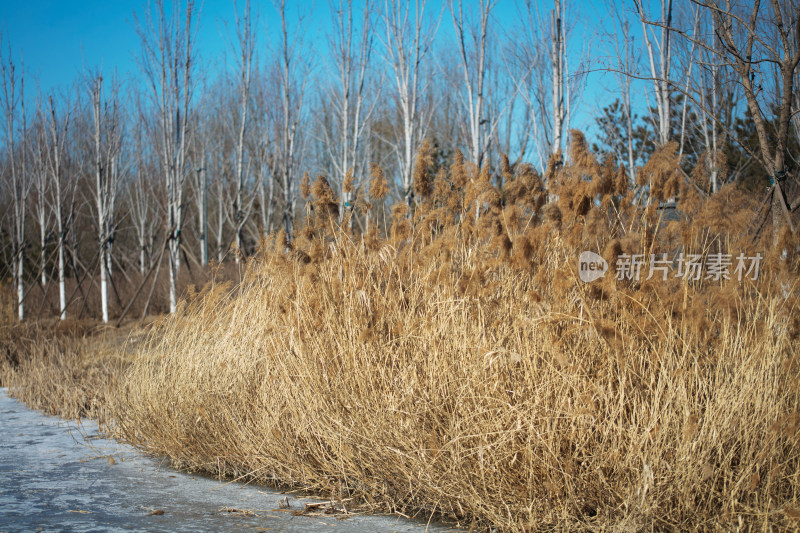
[0,318,146,424]
[105,137,800,530]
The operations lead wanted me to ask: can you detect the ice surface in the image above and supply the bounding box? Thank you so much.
[0,388,452,532]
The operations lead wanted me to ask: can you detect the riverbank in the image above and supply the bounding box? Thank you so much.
[0,387,451,532]
[5,244,798,530]
[110,232,800,531]
[3,151,800,530]
[5,253,800,532]
[0,318,138,425]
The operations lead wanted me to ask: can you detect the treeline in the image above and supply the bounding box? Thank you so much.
[1,0,799,322]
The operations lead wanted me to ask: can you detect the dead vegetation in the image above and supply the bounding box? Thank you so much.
[4,134,800,530]
[0,319,144,423]
[110,137,800,530]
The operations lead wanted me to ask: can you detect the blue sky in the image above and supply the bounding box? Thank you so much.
[0,0,630,138]
[1,0,235,94]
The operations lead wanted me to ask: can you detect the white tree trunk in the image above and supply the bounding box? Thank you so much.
[258,167,269,239]
[382,0,434,203]
[100,249,109,323]
[140,236,147,274]
[2,43,27,321]
[169,245,178,315]
[217,178,225,262]
[137,0,195,313]
[16,254,24,321]
[275,0,308,241]
[451,0,501,169]
[635,0,673,146]
[39,220,46,286]
[46,95,70,321]
[232,0,254,261]
[90,74,122,323]
[200,167,208,265]
[551,1,564,155]
[57,232,66,320]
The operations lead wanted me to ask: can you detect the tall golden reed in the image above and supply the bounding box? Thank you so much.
[109,131,800,530]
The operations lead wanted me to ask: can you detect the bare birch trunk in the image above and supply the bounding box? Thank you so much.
[57,229,66,320]
[2,51,27,320]
[199,166,208,265]
[217,177,225,262]
[451,0,502,169]
[136,0,196,313]
[274,0,309,241]
[634,0,673,146]
[89,73,122,323]
[382,0,437,205]
[39,221,46,286]
[232,0,254,261]
[91,77,108,323]
[45,96,70,320]
[551,1,564,156]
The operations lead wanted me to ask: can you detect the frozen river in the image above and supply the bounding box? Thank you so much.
[0,388,451,532]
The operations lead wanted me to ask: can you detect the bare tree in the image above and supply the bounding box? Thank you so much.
[31,108,52,288]
[44,95,71,320]
[706,1,800,178]
[129,115,160,275]
[0,39,29,320]
[550,0,566,156]
[618,21,640,176]
[640,0,800,237]
[135,0,197,313]
[450,0,498,169]
[252,75,279,239]
[381,0,441,205]
[599,0,644,179]
[131,166,159,275]
[195,83,237,262]
[273,0,311,240]
[709,0,800,237]
[88,73,124,323]
[514,0,586,168]
[680,5,741,193]
[320,0,378,225]
[229,0,256,259]
[214,160,227,261]
[633,0,675,146]
[189,110,209,265]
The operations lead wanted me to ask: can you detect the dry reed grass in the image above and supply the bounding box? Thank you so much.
[105,133,800,530]
[1,318,143,424]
